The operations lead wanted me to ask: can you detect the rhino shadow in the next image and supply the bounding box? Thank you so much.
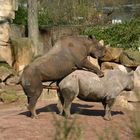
[19,103,123,117]
[19,103,58,117]
[71,103,124,117]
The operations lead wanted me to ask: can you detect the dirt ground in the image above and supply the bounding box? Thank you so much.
[0,86,137,140]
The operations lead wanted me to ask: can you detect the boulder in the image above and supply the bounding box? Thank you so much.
[0,55,5,62]
[102,46,123,62]
[101,62,132,73]
[115,95,134,110]
[133,66,140,100]
[11,38,34,72]
[0,66,14,83]
[0,61,18,86]
[121,91,139,102]
[5,75,19,85]
[120,66,140,102]
[119,50,140,67]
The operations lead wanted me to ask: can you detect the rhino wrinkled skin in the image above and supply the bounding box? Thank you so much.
[58,69,134,120]
[20,36,107,118]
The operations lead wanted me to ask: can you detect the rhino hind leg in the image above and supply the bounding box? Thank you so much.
[23,82,43,119]
[103,98,115,121]
[57,90,64,115]
[59,88,76,119]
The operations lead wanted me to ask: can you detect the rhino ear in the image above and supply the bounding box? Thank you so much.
[99,40,104,46]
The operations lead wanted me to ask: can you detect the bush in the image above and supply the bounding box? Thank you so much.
[13,6,28,25]
[38,8,54,26]
[82,19,140,50]
[52,114,82,140]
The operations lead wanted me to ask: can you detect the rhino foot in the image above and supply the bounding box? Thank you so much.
[103,116,112,121]
[31,114,39,119]
[65,115,73,120]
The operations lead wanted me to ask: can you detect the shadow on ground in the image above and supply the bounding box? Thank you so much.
[19,102,124,118]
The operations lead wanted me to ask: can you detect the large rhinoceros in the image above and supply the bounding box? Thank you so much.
[57,69,134,120]
[20,35,107,118]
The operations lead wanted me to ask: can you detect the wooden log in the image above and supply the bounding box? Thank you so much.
[42,85,59,90]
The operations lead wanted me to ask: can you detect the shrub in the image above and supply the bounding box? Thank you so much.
[82,19,140,50]
[52,114,82,140]
[13,6,28,25]
[38,8,54,26]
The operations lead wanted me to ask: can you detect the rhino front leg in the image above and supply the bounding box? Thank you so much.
[103,98,115,121]
[82,59,104,77]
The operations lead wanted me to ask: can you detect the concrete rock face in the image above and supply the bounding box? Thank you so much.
[120,50,140,67]
[11,38,34,72]
[0,0,18,66]
[0,46,13,66]
[0,0,18,19]
[0,22,13,66]
[0,22,10,46]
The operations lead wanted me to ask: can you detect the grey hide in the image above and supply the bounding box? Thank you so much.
[58,69,134,120]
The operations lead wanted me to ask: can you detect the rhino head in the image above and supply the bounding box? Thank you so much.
[87,36,107,60]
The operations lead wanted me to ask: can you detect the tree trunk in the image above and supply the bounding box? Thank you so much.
[28,0,40,57]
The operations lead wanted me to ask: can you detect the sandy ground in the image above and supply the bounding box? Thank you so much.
[0,86,137,140]
[0,99,137,140]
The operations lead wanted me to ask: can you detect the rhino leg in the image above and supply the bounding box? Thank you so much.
[82,59,104,77]
[23,82,43,119]
[57,90,64,115]
[63,100,72,119]
[60,88,76,119]
[103,98,115,121]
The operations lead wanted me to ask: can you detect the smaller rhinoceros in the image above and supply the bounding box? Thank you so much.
[57,69,134,120]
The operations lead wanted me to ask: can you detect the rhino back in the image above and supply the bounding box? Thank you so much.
[25,37,89,81]
[68,70,105,101]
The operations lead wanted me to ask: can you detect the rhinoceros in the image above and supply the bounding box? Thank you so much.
[57,69,134,120]
[20,35,107,118]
